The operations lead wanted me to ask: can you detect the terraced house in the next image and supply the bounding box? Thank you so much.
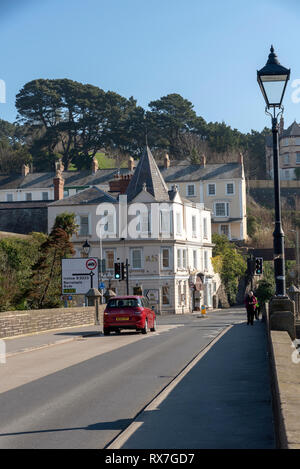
[48,147,219,314]
[160,152,247,241]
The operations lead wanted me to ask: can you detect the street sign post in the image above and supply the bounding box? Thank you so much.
[62,258,99,295]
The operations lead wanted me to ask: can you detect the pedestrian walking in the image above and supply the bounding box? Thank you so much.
[244,290,257,326]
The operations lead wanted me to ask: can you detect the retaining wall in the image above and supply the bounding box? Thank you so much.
[0,305,105,339]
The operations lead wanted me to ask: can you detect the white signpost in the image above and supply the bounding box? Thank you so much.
[62,258,99,295]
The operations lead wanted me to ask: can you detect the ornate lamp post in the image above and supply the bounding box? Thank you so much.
[82,239,91,258]
[257,45,290,297]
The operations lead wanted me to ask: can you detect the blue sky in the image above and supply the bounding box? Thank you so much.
[0,0,300,133]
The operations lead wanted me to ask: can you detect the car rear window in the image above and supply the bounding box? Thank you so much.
[107,298,140,308]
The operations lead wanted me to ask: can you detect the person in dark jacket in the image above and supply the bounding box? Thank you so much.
[244,291,257,326]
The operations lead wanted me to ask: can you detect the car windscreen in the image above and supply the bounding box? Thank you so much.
[107,299,140,308]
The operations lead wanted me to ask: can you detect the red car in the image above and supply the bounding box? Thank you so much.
[103,296,156,336]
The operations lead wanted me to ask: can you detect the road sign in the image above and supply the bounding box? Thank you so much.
[99,282,105,289]
[86,258,98,270]
[62,258,99,295]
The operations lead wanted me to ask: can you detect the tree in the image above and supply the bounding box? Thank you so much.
[147,93,198,158]
[0,233,46,311]
[212,234,246,305]
[16,79,141,170]
[28,213,77,308]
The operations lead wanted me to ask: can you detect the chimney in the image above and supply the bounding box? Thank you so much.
[128,156,135,171]
[201,154,206,167]
[164,153,170,169]
[109,174,132,194]
[53,172,64,201]
[279,116,284,135]
[22,164,30,176]
[92,157,98,174]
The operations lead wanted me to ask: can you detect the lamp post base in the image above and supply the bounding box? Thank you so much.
[269,296,296,340]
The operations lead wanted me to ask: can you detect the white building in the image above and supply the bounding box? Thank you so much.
[48,147,219,314]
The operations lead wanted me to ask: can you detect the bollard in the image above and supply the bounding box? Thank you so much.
[201,305,207,317]
[85,288,102,326]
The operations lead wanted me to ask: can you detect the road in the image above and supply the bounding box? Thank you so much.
[0,309,246,449]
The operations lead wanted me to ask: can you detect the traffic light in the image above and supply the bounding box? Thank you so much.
[255,257,263,275]
[114,262,121,280]
[121,262,127,280]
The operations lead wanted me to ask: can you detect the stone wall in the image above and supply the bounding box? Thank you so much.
[0,203,49,234]
[266,303,300,448]
[0,305,106,339]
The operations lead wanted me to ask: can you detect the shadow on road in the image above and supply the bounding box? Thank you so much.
[0,419,133,438]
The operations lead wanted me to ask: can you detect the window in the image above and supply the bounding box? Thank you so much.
[108,298,140,308]
[220,224,230,238]
[204,251,208,270]
[215,202,229,217]
[161,248,170,269]
[162,286,170,305]
[160,207,171,234]
[208,183,216,196]
[193,250,197,269]
[226,183,234,195]
[297,153,300,164]
[283,154,289,165]
[79,215,89,236]
[6,194,13,202]
[131,249,142,269]
[176,212,182,235]
[105,250,115,270]
[177,249,182,268]
[203,218,208,239]
[187,184,195,197]
[25,193,32,201]
[64,189,69,198]
[284,169,290,179]
[42,192,48,200]
[177,248,187,269]
[282,138,289,147]
[192,215,197,237]
[296,138,300,146]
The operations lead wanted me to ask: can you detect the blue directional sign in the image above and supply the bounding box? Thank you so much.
[99,282,105,290]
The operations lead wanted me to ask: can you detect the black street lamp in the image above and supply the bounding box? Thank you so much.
[82,239,91,258]
[257,45,291,297]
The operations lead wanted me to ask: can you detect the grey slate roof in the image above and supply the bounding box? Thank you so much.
[160,162,242,182]
[281,121,300,138]
[0,168,132,190]
[125,146,170,202]
[49,186,117,206]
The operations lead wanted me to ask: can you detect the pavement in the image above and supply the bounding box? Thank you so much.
[108,317,275,449]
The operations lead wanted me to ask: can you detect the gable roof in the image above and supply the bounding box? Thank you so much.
[160,162,242,182]
[125,146,170,202]
[281,121,300,138]
[49,186,117,206]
